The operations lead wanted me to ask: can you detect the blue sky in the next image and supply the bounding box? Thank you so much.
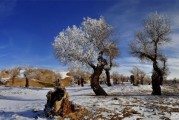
[0,0,179,78]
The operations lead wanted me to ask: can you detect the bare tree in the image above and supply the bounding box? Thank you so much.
[10,67,20,86]
[111,72,127,84]
[68,64,89,86]
[53,17,119,95]
[130,66,140,85]
[144,75,152,84]
[129,12,171,95]
[130,66,146,85]
[103,43,119,86]
[24,69,31,88]
[72,70,85,86]
[24,68,39,88]
[139,70,146,85]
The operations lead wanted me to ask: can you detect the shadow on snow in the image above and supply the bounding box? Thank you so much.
[0,109,45,119]
[0,95,44,101]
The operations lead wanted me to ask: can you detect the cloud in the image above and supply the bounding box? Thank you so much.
[112,64,152,76]
[103,0,153,57]
[103,0,179,79]
[167,57,179,78]
[104,0,179,39]
[162,33,179,58]
[168,34,179,48]
[172,15,179,30]
[112,56,179,79]
[104,0,142,35]
[33,64,67,71]
[0,53,67,71]
[115,51,179,79]
[112,57,152,76]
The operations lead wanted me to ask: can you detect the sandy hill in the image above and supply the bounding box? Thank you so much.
[0,67,73,88]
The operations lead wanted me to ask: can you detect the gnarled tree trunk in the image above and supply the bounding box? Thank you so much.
[105,69,111,86]
[151,62,163,95]
[151,72,161,95]
[44,87,75,117]
[90,66,108,96]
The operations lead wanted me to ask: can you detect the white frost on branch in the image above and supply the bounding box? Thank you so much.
[53,17,118,68]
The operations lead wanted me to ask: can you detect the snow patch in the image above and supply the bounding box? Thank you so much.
[17,69,25,78]
[54,71,69,79]
[0,77,10,83]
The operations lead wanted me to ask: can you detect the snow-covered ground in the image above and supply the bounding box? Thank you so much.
[67,83,179,120]
[0,87,52,120]
[0,83,179,120]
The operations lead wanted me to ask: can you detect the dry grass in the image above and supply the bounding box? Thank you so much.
[153,104,179,113]
[66,72,74,77]
[122,106,140,118]
[1,68,90,88]
[61,77,73,87]
[0,69,11,78]
[0,67,63,88]
[4,77,73,88]
[5,78,53,88]
[28,68,59,83]
[62,107,93,120]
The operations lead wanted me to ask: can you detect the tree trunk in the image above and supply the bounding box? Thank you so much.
[130,75,134,84]
[105,69,112,86]
[25,75,29,88]
[44,87,75,117]
[90,66,108,96]
[77,79,80,86]
[11,76,15,86]
[81,78,84,87]
[151,72,161,95]
[151,62,162,95]
[141,76,144,85]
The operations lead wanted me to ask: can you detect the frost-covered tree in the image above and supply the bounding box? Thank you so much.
[69,65,86,86]
[129,12,171,95]
[111,72,128,84]
[111,72,121,84]
[130,66,146,85]
[53,17,119,95]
